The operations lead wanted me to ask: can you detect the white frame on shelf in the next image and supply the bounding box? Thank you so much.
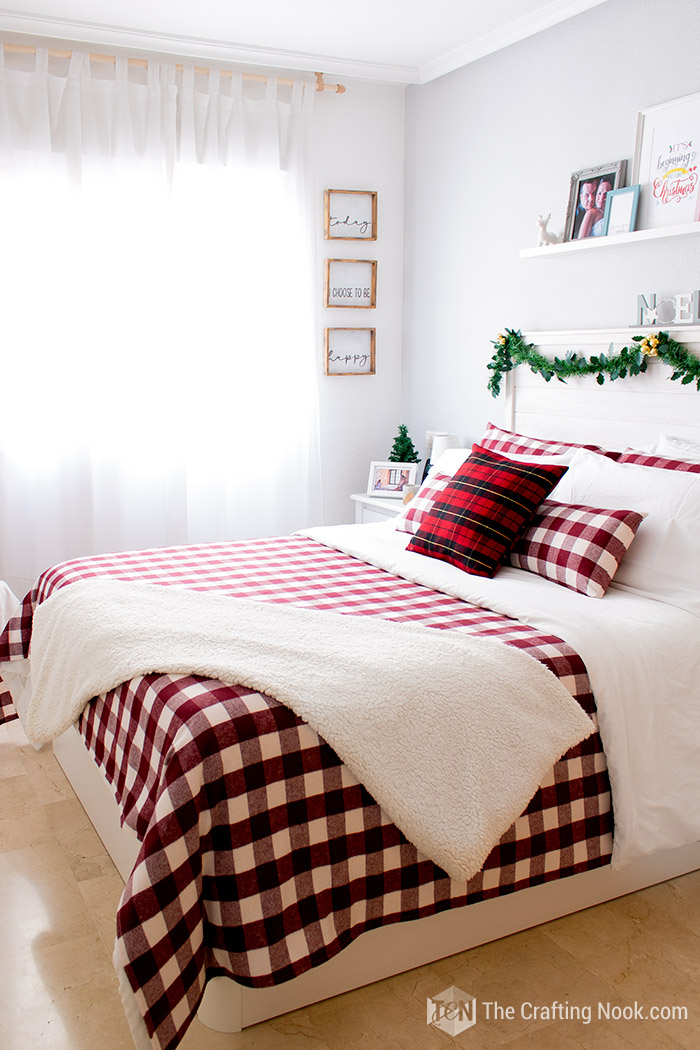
[632,90,700,231]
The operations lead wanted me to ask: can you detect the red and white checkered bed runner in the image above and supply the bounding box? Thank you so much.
[0,535,613,1050]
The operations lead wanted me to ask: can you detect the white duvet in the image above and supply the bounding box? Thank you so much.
[300,521,700,870]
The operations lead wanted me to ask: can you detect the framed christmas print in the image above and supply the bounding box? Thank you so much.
[632,91,700,230]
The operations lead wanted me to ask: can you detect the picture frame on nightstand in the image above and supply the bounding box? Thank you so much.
[367,461,418,497]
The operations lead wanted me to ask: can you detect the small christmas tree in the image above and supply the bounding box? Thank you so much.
[388,424,421,463]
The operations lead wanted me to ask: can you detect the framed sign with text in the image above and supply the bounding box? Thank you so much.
[324,328,376,375]
[324,259,377,308]
[632,91,700,230]
[324,189,377,240]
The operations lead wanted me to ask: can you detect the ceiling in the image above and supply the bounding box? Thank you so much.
[0,0,609,84]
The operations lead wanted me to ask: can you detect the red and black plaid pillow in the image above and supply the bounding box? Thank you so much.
[406,445,568,577]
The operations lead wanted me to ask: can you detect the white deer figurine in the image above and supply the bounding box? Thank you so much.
[537,213,560,246]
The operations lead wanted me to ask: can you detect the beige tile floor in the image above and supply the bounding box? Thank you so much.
[1,716,699,1050]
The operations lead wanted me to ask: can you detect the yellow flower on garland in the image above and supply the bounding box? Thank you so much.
[497,333,507,346]
[640,334,660,357]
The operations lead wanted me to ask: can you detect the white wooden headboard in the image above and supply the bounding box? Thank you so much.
[506,326,700,450]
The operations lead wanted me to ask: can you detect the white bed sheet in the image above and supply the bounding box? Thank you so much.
[300,521,700,870]
[0,582,18,630]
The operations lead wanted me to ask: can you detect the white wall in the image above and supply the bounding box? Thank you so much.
[402,0,700,454]
[312,81,406,524]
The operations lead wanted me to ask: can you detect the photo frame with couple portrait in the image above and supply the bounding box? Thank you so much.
[564,160,627,241]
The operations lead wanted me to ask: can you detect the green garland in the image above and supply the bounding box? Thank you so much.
[487,328,700,397]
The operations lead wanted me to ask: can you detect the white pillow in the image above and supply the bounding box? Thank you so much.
[428,448,471,477]
[656,434,700,461]
[496,451,578,465]
[552,448,700,617]
[429,446,575,478]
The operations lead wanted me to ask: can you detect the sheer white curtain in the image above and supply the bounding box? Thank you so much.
[0,47,321,596]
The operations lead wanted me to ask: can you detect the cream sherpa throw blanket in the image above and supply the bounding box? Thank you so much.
[26,578,593,881]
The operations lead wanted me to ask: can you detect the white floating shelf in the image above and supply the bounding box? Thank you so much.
[520,221,700,258]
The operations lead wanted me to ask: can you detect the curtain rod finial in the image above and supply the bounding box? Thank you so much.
[314,71,346,94]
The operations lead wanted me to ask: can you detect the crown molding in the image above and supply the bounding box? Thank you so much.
[0,8,420,83]
[417,0,609,83]
[0,0,608,86]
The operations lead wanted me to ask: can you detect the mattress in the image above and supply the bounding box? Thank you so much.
[0,534,612,1050]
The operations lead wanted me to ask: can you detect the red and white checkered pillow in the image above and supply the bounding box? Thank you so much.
[617,450,700,473]
[510,500,645,598]
[479,422,617,459]
[395,472,453,535]
[407,446,567,578]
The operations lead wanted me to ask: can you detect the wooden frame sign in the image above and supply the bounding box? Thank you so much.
[324,189,377,240]
[324,328,376,376]
[324,259,377,308]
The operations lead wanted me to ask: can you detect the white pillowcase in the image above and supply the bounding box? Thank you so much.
[628,434,700,460]
[551,448,700,617]
[428,448,471,477]
[429,446,575,479]
[495,451,578,465]
[655,434,700,461]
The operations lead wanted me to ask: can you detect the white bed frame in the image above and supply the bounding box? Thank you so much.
[53,325,700,1034]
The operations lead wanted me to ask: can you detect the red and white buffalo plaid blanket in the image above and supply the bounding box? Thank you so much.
[0,535,612,1050]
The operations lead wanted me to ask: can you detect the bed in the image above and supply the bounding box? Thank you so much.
[1,325,700,1050]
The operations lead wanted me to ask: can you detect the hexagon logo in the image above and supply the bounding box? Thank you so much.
[427,985,477,1036]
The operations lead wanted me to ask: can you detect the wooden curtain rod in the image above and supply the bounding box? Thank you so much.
[2,42,346,93]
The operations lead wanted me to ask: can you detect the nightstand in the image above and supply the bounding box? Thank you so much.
[351,493,404,524]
